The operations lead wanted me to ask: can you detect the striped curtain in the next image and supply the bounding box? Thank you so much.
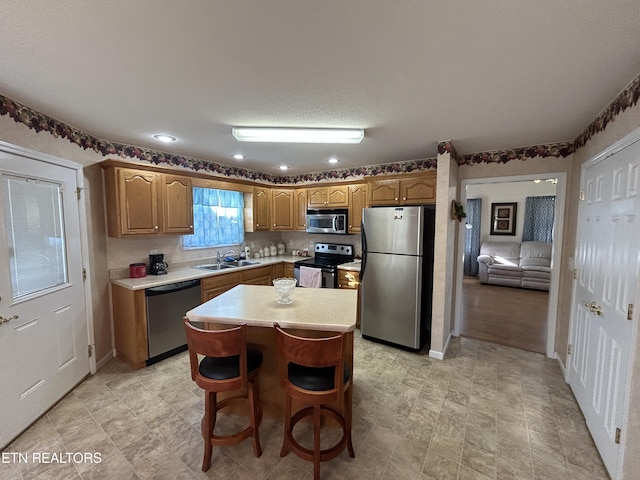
[464,198,482,276]
[522,195,555,243]
[183,187,244,248]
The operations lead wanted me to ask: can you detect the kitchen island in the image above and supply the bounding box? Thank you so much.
[186,284,357,418]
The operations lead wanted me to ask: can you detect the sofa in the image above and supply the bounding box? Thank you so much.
[477,241,552,291]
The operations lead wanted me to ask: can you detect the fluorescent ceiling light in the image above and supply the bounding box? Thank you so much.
[278,165,289,171]
[232,154,245,160]
[232,127,364,144]
[329,157,339,164]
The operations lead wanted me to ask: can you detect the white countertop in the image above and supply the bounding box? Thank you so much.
[337,260,362,272]
[186,284,357,332]
[111,255,301,290]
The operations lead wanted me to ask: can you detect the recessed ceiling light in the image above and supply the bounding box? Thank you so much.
[233,154,245,160]
[329,157,339,164]
[153,134,177,143]
[278,165,289,171]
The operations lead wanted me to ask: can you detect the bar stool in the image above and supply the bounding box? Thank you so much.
[183,318,263,472]
[274,323,355,480]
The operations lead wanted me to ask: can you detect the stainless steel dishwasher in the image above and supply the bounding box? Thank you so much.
[145,278,201,365]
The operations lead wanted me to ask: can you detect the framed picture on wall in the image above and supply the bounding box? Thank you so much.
[490,202,517,235]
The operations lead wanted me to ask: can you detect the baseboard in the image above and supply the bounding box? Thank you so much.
[556,352,568,380]
[95,350,115,372]
[429,332,452,361]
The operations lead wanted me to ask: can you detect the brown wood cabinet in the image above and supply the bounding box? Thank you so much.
[283,263,295,278]
[241,265,273,285]
[253,187,271,231]
[337,268,361,328]
[111,284,148,369]
[103,166,194,237]
[272,263,284,279]
[201,272,242,302]
[294,189,308,231]
[271,189,294,231]
[348,184,367,234]
[307,185,349,208]
[368,174,436,206]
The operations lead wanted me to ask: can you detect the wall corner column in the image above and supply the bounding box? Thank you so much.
[430,141,460,360]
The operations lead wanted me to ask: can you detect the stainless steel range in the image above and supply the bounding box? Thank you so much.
[294,242,354,288]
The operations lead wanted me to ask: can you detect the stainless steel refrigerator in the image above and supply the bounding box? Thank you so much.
[360,205,435,350]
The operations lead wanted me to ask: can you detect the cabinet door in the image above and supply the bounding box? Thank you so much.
[271,189,294,230]
[294,189,307,230]
[368,180,400,206]
[273,263,285,279]
[242,266,273,285]
[201,273,241,302]
[118,168,160,234]
[254,187,271,230]
[307,187,327,207]
[400,177,436,204]
[348,184,367,233]
[326,185,349,207]
[283,263,295,278]
[161,174,194,234]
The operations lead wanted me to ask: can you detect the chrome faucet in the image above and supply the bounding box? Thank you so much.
[220,250,238,262]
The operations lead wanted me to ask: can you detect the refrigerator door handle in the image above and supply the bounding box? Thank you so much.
[360,224,367,279]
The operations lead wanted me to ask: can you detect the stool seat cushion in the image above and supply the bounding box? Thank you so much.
[199,347,263,380]
[288,362,350,391]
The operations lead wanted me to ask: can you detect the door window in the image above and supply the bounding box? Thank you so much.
[2,174,68,299]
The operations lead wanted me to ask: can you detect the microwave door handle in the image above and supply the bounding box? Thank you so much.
[333,216,338,232]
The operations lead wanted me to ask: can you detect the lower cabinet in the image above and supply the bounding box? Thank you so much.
[111,284,148,370]
[337,268,361,328]
[283,263,294,278]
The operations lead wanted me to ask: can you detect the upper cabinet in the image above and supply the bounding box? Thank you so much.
[294,189,308,231]
[103,165,193,237]
[253,186,271,231]
[162,174,194,234]
[348,184,367,234]
[271,188,294,231]
[307,185,349,208]
[368,174,436,206]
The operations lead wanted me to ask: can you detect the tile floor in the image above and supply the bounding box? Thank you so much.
[2,332,610,480]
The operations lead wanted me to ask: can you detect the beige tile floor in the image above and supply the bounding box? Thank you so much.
[2,332,610,480]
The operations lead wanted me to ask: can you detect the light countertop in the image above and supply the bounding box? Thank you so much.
[337,260,361,272]
[186,284,357,332]
[111,255,301,290]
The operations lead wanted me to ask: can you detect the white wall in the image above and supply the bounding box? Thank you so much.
[466,179,557,243]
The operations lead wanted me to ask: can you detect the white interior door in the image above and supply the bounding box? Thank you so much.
[568,135,640,478]
[0,149,89,448]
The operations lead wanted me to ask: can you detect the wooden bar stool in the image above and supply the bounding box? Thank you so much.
[183,318,263,472]
[274,323,355,480]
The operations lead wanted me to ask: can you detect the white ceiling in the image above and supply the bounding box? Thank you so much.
[1,1,640,175]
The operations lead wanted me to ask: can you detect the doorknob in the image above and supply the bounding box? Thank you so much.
[582,301,602,316]
[0,315,18,325]
[589,302,603,316]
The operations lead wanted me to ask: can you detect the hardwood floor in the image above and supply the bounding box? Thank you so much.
[460,276,548,354]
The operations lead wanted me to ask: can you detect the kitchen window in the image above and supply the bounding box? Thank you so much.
[183,187,244,249]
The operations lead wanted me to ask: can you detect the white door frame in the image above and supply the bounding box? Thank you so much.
[0,141,96,374]
[453,172,567,358]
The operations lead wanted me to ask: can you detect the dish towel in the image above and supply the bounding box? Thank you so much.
[299,266,322,288]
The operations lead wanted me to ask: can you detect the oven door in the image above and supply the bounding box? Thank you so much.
[294,265,336,288]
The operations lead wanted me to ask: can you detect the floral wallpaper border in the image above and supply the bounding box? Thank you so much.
[1,70,639,182]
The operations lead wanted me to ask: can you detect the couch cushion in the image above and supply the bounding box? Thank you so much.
[488,265,522,277]
[521,265,550,273]
[521,269,550,279]
[479,241,521,266]
[520,242,552,267]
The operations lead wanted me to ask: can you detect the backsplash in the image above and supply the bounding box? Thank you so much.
[106,230,362,272]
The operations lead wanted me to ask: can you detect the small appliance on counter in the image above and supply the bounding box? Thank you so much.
[149,253,168,275]
[129,263,147,278]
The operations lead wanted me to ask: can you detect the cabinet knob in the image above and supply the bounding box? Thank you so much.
[273,224,276,227]
[154,225,159,230]
[394,197,398,201]
[189,225,193,229]
[403,197,407,200]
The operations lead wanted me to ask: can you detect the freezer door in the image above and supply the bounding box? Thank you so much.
[362,206,423,255]
[360,252,422,349]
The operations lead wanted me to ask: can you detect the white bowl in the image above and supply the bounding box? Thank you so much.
[273,277,297,304]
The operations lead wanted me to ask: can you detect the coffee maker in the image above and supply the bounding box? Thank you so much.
[149,253,168,275]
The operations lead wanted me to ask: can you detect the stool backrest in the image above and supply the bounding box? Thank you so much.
[183,318,248,387]
[274,323,345,397]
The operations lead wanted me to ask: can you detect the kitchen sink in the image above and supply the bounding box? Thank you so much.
[193,260,259,271]
[193,264,236,271]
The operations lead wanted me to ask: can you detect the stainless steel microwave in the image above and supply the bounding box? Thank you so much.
[305,209,348,234]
